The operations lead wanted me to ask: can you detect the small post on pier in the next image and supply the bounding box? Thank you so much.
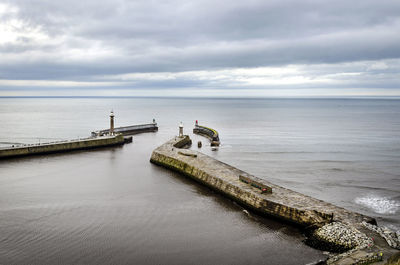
[195,120,198,126]
[179,122,183,137]
[110,110,115,135]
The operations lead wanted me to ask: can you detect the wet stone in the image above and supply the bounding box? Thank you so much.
[362,221,400,250]
[308,222,373,253]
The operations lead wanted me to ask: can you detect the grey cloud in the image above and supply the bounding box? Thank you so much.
[0,0,399,94]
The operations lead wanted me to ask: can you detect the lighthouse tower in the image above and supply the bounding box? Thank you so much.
[179,122,183,137]
[110,110,115,135]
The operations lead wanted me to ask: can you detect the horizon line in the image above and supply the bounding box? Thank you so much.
[1,95,400,100]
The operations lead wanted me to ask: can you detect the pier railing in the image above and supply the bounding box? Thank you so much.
[0,134,125,158]
[0,135,112,150]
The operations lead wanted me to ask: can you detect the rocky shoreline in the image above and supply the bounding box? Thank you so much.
[362,222,400,250]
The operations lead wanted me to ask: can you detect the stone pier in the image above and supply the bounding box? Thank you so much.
[150,135,399,265]
[0,134,126,159]
[193,123,220,146]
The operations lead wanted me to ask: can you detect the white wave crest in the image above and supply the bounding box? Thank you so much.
[355,195,400,214]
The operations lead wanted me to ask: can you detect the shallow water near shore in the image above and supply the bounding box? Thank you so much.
[0,97,399,264]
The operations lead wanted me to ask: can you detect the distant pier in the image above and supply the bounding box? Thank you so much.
[0,134,127,159]
[150,134,399,264]
[1,111,133,159]
[193,121,220,146]
[92,120,158,137]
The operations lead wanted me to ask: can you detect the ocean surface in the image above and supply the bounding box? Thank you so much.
[0,97,399,265]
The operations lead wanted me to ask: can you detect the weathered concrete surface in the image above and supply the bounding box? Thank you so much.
[0,134,125,158]
[150,136,399,264]
[151,136,372,227]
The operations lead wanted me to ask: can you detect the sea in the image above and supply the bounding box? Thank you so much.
[0,97,399,265]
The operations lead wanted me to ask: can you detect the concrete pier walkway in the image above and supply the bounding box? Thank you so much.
[151,135,373,227]
[150,135,399,264]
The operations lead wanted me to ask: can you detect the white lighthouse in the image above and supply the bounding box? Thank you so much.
[179,122,183,137]
[110,110,115,135]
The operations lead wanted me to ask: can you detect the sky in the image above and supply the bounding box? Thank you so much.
[0,0,399,97]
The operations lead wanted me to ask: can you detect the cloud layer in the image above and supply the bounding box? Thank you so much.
[0,0,399,96]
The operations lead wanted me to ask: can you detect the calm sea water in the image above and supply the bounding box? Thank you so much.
[0,97,399,265]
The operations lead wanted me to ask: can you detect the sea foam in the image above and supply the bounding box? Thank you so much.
[355,195,400,214]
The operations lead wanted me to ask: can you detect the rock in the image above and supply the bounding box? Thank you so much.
[307,222,373,253]
[362,221,400,250]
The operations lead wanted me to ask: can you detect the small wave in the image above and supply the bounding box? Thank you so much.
[355,195,400,214]
[330,168,345,171]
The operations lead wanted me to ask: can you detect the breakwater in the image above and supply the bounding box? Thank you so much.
[150,135,400,264]
[0,134,127,158]
[193,124,220,146]
[92,122,158,136]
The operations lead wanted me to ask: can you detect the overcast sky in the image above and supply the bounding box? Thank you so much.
[0,0,399,97]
